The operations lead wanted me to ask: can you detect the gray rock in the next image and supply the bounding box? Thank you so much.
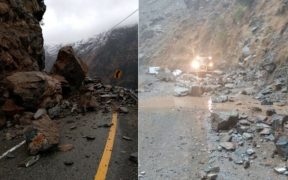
[246,148,255,155]
[48,105,61,119]
[243,133,254,140]
[243,160,250,169]
[211,111,239,131]
[266,108,276,116]
[119,107,129,113]
[189,85,203,97]
[265,134,275,141]
[212,95,228,103]
[260,128,271,135]
[174,86,190,97]
[274,166,287,174]
[272,114,288,131]
[275,136,288,158]
[33,108,47,120]
[220,142,236,151]
[242,46,250,57]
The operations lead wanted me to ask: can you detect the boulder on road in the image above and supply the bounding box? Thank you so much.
[6,71,62,110]
[174,86,190,97]
[189,85,203,96]
[211,111,239,131]
[25,115,60,155]
[51,46,88,89]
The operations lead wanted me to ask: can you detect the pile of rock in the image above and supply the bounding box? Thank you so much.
[210,109,288,175]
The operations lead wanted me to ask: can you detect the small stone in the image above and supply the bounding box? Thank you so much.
[64,161,74,166]
[129,152,137,163]
[243,161,250,169]
[33,109,47,120]
[122,136,132,141]
[58,144,74,152]
[243,133,254,140]
[246,148,255,155]
[220,142,235,151]
[119,107,129,113]
[274,166,287,174]
[84,136,95,141]
[251,107,262,112]
[260,128,271,135]
[266,108,276,116]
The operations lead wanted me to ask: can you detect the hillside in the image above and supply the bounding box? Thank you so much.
[140,0,288,83]
[45,25,138,89]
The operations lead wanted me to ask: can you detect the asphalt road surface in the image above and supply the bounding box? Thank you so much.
[0,110,137,180]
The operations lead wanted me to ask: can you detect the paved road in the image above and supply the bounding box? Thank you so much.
[0,110,137,180]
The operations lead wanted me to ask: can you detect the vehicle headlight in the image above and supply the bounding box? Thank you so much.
[208,62,213,67]
[191,61,200,69]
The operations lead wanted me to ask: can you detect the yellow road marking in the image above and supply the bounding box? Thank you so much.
[95,112,118,180]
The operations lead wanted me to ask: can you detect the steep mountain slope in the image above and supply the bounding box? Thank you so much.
[140,0,288,83]
[45,25,138,89]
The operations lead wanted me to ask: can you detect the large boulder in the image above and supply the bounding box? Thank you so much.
[51,46,88,89]
[211,111,239,131]
[6,71,62,110]
[24,114,60,155]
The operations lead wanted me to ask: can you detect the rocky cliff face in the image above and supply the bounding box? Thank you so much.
[0,0,46,80]
[0,0,46,105]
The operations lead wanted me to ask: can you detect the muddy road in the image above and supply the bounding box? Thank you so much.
[138,69,288,180]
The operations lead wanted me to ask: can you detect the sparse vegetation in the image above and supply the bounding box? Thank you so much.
[233,5,247,24]
[237,0,254,7]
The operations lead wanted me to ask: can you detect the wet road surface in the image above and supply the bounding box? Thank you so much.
[0,110,137,180]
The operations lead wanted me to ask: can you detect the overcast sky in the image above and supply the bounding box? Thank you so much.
[43,0,138,45]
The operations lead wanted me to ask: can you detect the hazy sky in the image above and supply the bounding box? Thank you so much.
[43,0,138,44]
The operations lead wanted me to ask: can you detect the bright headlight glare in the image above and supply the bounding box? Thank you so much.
[208,56,212,60]
[209,62,213,67]
[191,61,200,69]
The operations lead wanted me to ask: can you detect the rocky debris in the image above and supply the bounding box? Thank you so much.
[19,112,34,125]
[157,68,175,82]
[34,109,47,120]
[48,105,61,119]
[51,46,88,89]
[6,71,62,110]
[19,155,40,168]
[219,142,236,151]
[275,136,288,158]
[271,114,288,131]
[190,85,204,96]
[24,115,60,155]
[212,95,228,103]
[174,86,190,97]
[64,160,74,166]
[119,106,129,113]
[266,108,276,116]
[211,111,239,131]
[58,144,74,152]
[129,152,138,163]
[274,165,288,174]
[148,67,160,75]
[202,166,220,180]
